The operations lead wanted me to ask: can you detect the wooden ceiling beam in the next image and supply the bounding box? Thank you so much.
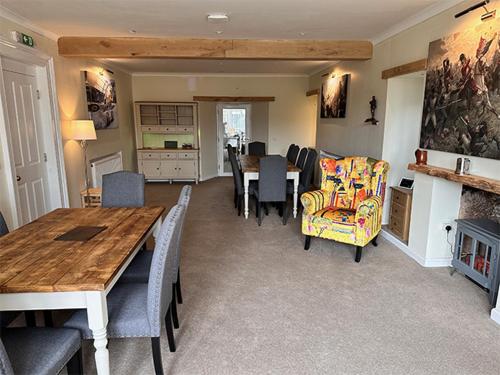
[193,96,275,102]
[381,58,427,79]
[58,37,373,60]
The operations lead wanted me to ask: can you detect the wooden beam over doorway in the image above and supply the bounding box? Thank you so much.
[58,37,373,60]
[306,89,319,97]
[193,96,275,102]
[381,58,427,79]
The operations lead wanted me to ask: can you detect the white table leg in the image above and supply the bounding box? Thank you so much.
[86,291,110,375]
[293,173,299,218]
[244,173,250,219]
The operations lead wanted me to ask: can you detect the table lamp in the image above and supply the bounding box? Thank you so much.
[72,120,97,206]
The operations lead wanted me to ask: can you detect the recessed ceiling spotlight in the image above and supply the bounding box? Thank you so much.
[128,29,137,34]
[299,32,306,36]
[207,13,229,23]
[215,30,223,35]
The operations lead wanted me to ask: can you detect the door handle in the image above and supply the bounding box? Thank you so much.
[16,175,21,182]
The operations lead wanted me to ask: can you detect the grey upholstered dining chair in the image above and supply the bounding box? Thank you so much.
[118,186,192,330]
[295,147,308,170]
[252,155,288,226]
[0,211,39,328]
[286,144,300,164]
[64,204,185,374]
[101,171,145,208]
[0,211,8,237]
[0,327,82,375]
[287,149,318,196]
[248,141,266,156]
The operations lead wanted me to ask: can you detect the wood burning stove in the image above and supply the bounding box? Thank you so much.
[452,219,500,306]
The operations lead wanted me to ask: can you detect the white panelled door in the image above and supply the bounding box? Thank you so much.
[3,60,50,225]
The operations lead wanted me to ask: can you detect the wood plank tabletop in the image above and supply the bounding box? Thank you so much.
[0,207,165,293]
[239,155,301,173]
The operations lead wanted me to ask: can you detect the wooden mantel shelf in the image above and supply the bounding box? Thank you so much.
[408,163,500,195]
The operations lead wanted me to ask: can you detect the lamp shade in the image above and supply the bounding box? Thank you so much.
[71,120,97,141]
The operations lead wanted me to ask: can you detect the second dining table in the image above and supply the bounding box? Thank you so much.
[0,206,165,375]
[239,154,301,219]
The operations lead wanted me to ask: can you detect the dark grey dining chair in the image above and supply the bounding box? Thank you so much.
[118,186,192,330]
[227,144,240,209]
[285,144,296,161]
[0,327,83,375]
[287,144,300,164]
[288,149,317,196]
[295,147,308,170]
[252,155,288,226]
[0,211,39,328]
[0,211,8,237]
[64,204,185,374]
[248,141,266,156]
[101,171,145,208]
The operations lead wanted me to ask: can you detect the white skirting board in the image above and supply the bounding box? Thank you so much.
[491,308,500,325]
[380,229,452,267]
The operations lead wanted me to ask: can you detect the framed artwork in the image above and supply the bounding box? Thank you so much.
[84,70,118,130]
[320,73,349,118]
[419,19,500,159]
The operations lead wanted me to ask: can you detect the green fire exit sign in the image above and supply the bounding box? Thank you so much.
[21,33,34,47]
[11,31,34,47]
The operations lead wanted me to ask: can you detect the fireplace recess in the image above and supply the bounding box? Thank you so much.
[452,218,500,306]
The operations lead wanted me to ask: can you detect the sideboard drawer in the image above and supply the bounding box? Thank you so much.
[141,152,161,160]
[160,153,178,160]
[178,151,197,160]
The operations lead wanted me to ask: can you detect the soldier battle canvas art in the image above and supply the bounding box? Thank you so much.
[320,74,349,119]
[420,19,500,160]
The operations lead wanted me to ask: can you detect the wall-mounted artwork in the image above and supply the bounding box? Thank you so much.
[420,19,500,160]
[84,70,118,130]
[320,73,349,118]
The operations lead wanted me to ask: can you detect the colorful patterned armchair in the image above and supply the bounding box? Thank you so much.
[300,157,389,262]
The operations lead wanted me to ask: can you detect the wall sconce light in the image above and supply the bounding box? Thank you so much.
[455,0,496,21]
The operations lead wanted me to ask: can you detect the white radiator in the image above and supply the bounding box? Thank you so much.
[90,152,123,188]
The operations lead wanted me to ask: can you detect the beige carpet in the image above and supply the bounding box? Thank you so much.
[80,177,500,374]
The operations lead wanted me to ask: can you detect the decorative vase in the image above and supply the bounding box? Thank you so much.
[415,149,427,165]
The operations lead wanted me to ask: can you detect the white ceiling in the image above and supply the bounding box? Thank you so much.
[0,0,464,74]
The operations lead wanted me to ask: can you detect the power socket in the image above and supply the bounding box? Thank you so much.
[441,222,454,232]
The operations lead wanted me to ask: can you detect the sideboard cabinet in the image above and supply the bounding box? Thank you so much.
[134,102,199,183]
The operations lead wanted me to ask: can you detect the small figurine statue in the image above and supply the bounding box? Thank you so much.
[364,96,379,125]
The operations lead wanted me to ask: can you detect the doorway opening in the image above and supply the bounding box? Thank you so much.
[217,103,251,176]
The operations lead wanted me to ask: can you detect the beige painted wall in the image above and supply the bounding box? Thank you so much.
[132,74,316,155]
[309,0,500,179]
[132,74,316,179]
[0,16,136,214]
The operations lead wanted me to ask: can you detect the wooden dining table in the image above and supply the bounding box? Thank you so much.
[239,155,301,219]
[0,207,165,375]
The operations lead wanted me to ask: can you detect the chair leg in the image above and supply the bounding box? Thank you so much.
[165,307,176,352]
[255,199,259,218]
[258,203,263,226]
[278,203,283,217]
[355,246,363,263]
[25,311,36,327]
[66,347,83,375]
[176,269,183,304]
[282,202,288,225]
[372,235,379,247]
[264,203,269,216]
[234,188,237,208]
[304,235,311,250]
[43,311,54,327]
[237,196,242,216]
[150,337,164,375]
[171,285,180,329]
